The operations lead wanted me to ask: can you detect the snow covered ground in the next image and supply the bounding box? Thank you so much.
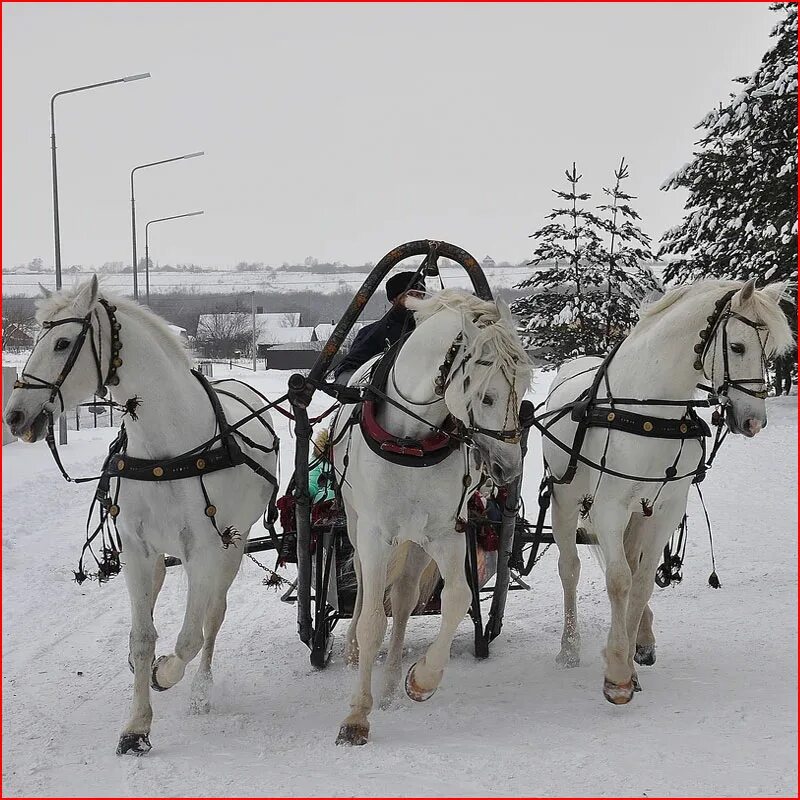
[2,267,532,298]
[2,366,797,797]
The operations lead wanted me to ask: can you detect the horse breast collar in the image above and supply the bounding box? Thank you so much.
[359,339,461,467]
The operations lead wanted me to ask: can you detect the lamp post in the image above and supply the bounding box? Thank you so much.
[50,71,150,444]
[131,151,204,300]
[144,211,204,306]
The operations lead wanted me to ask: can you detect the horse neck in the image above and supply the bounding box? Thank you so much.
[382,310,461,438]
[104,306,216,459]
[610,294,710,402]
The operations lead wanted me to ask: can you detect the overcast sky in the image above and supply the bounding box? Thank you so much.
[2,2,776,271]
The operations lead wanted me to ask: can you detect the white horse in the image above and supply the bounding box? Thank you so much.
[4,276,278,755]
[331,289,531,745]
[543,278,793,703]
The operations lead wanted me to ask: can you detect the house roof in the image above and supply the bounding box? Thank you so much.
[313,321,367,341]
[268,341,323,351]
[257,326,316,346]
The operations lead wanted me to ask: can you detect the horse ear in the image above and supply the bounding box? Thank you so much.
[735,277,757,306]
[37,283,53,299]
[73,275,99,314]
[496,297,515,327]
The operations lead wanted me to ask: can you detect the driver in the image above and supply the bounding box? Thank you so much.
[333,271,426,385]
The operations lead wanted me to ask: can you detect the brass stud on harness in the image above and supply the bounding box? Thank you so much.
[607,412,615,422]
[196,458,206,470]
[152,466,164,478]
[113,358,123,368]
[116,459,125,471]
[108,504,120,517]
[679,423,688,434]
[205,505,217,517]
[643,421,654,432]
[699,330,708,340]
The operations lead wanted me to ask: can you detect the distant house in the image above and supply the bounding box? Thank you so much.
[481,255,496,269]
[166,323,189,343]
[256,326,316,358]
[2,323,33,350]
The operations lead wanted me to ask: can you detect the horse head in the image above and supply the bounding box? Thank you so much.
[701,278,794,437]
[5,276,108,442]
[436,296,531,484]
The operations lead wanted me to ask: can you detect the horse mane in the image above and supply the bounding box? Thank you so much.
[637,279,794,355]
[406,289,532,401]
[36,280,192,368]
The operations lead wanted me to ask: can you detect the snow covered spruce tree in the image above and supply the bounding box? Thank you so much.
[512,161,659,365]
[660,3,797,286]
[595,158,661,352]
[511,164,606,364]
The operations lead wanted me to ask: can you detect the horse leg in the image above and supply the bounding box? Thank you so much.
[635,604,657,666]
[625,508,686,688]
[189,548,243,713]
[595,505,635,704]
[344,509,361,667]
[552,493,582,667]
[117,546,158,756]
[336,534,390,746]
[127,555,166,673]
[406,533,472,702]
[151,552,211,692]
[622,514,657,667]
[380,543,430,707]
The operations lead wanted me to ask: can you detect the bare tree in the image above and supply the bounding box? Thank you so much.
[195,312,262,358]
[2,304,36,351]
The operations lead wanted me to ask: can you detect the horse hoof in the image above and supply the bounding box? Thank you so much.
[405,663,437,702]
[603,677,635,705]
[634,644,656,666]
[335,723,369,746]
[632,672,642,692]
[116,732,152,756]
[555,650,580,668]
[151,655,171,692]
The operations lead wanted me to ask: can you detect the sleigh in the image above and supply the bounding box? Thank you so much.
[272,240,567,668]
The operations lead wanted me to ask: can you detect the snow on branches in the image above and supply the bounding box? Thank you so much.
[511,160,660,366]
[659,3,797,288]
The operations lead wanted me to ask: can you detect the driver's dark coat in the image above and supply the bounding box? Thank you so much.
[334,305,414,378]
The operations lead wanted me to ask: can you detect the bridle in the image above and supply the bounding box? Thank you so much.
[14,299,122,415]
[694,289,771,404]
[433,329,524,445]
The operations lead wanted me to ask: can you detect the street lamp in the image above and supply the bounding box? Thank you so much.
[131,151,204,300]
[49,71,150,444]
[144,211,204,305]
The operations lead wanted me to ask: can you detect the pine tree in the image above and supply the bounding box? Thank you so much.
[511,161,660,365]
[659,3,797,287]
[510,164,607,364]
[595,158,661,351]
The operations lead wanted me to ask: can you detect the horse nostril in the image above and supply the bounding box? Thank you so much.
[5,409,24,429]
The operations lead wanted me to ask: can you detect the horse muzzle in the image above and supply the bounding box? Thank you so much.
[725,405,766,438]
[4,406,49,443]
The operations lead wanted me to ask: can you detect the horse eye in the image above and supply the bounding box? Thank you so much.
[730,342,745,355]
[54,337,71,352]
[482,395,494,407]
